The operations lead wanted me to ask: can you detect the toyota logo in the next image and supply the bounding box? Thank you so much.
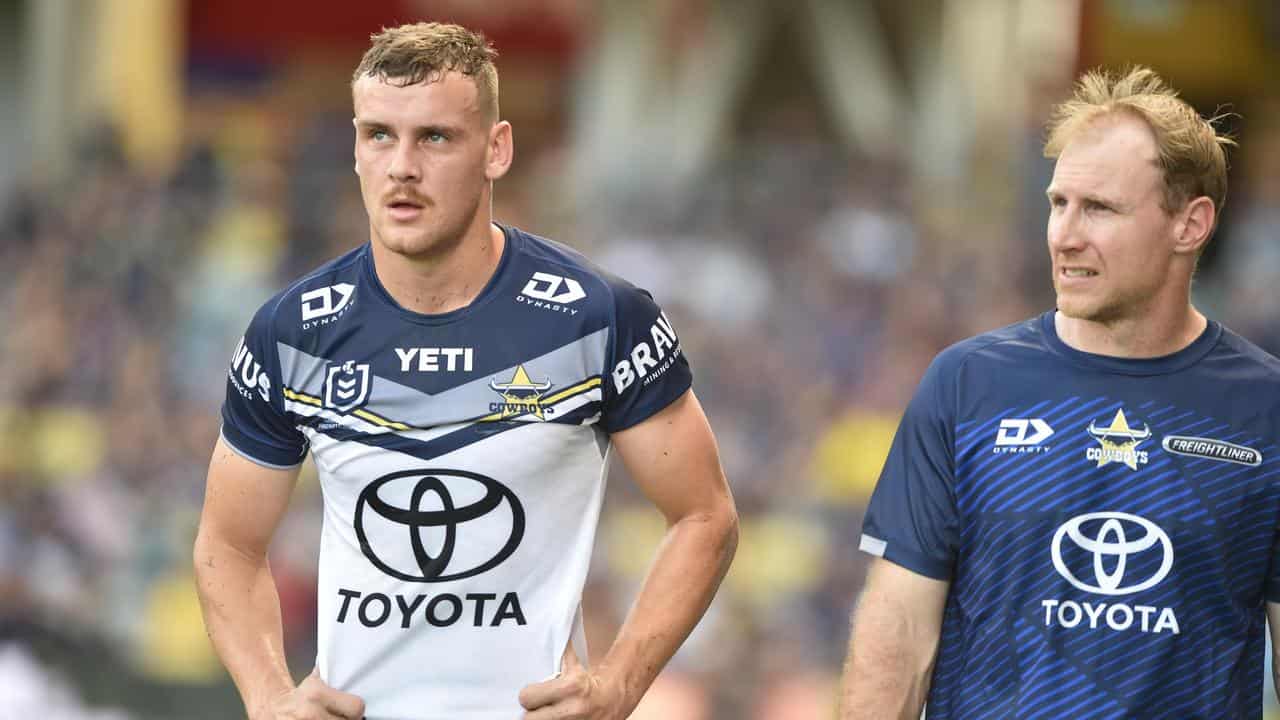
[1050,512,1173,596]
[354,469,525,582]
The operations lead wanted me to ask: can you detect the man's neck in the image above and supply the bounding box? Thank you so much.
[370,221,506,316]
[1054,302,1207,359]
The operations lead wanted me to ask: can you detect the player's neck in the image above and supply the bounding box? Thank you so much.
[1054,301,1207,359]
[370,219,506,315]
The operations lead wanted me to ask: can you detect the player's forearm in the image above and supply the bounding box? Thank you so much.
[597,506,738,712]
[840,603,937,719]
[193,533,295,716]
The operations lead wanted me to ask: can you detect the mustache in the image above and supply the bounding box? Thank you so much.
[384,192,430,206]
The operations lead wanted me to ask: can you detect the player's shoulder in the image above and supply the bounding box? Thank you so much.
[244,245,367,339]
[506,225,657,317]
[929,314,1048,378]
[1211,323,1280,380]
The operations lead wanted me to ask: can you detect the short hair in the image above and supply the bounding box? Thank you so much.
[352,22,500,122]
[1044,66,1234,218]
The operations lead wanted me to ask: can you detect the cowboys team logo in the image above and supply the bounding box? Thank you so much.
[354,469,525,582]
[324,361,371,412]
[1086,409,1151,470]
[488,365,554,419]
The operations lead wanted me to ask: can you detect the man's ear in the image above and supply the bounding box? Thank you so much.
[1174,196,1215,256]
[485,121,514,181]
[352,117,361,176]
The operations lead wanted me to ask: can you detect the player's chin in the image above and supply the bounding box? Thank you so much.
[376,225,431,253]
[1054,291,1101,321]
[1056,294,1121,324]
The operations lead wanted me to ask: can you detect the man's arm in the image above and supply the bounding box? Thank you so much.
[518,389,738,719]
[840,558,950,720]
[194,437,364,720]
[1267,602,1280,703]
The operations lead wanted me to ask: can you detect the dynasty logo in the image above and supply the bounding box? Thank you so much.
[488,365,554,420]
[1086,409,1150,470]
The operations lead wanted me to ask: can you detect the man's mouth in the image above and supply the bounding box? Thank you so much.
[1061,268,1098,278]
[386,199,425,221]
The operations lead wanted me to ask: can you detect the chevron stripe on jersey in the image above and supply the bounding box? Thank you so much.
[219,225,692,719]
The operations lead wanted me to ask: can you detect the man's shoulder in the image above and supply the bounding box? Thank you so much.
[506,226,655,315]
[930,315,1048,377]
[1213,324,1280,379]
[245,245,367,336]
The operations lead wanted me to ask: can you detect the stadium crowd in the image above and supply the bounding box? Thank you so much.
[1,82,1278,718]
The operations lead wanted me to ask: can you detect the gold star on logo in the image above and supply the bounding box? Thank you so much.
[488,365,552,419]
[1087,409,1151,470]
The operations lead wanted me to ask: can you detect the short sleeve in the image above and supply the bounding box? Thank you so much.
[859,354,959,580]
[219,303,308,468]
[1267,529,1280,602]
[599,283,693,433]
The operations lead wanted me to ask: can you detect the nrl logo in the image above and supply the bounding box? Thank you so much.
[324,361,372,412]
[1086,409,1151,470]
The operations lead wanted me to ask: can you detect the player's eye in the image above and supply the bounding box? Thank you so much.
[369,129,391,143]
[425,131,448,144]
[1086,200,1111,212]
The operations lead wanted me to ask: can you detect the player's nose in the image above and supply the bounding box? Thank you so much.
[387,139,422,183]
[1047,205,1086,253]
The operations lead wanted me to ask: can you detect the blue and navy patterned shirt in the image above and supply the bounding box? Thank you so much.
[861,312,1280,719]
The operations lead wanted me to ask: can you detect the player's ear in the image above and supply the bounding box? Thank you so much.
[1173,196,1214,256]
[352,117,361,176]
[485,121,513,181]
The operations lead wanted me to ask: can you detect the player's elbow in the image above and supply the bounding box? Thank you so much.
[719,503,740,561]
[701,499,740,572]
[191,524,263,585]
[192,527,218,587]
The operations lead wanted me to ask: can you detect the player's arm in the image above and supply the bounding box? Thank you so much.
[194,438,364,720]
[1268,602,1280,702]
[519,389,738,719]
[840,558,949,719]
[839,347,959,720]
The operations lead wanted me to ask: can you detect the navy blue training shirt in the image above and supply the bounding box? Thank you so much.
[861,312,1280,719]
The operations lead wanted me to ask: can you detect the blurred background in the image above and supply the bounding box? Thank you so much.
[1,0,1278,717]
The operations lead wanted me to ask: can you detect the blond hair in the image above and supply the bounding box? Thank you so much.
[1044,66,1234,217]
[353,22,500,121]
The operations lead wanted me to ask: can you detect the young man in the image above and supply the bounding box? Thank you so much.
[841,67,1280,718]
[194,22,738,720]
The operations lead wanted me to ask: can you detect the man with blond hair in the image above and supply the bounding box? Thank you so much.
[841,66,1280,718]
[194,21,738,720]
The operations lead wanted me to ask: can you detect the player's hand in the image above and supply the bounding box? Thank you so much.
[252,668,366,720]
[518,644,628,720]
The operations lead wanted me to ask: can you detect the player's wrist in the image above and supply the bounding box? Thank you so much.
[244,678,296,720]
[591,660,643,718]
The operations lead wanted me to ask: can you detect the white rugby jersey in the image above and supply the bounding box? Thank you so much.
[220,225,692,719]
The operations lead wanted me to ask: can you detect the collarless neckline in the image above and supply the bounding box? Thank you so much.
[362,223,520,326]
[1039,310,1221,376]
